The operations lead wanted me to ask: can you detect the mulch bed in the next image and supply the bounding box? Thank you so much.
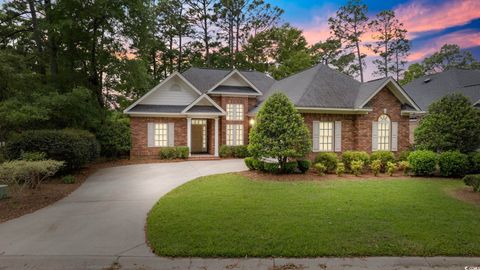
[0,157,182,223]
[448,187,480,206]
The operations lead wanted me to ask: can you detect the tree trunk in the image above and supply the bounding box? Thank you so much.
[27,0,46,75]
[90,18,103,108]
[355,40,364,82]
[202,2,210,67]
[44,0,58,79]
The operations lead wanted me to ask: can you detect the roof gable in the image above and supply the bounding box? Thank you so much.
[182,94,226,115]
[206,70,262,95]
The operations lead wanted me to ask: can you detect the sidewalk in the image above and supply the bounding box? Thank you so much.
[1,255,479,270]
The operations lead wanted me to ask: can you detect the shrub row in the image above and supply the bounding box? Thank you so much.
[463,174,480,192]
[158,146,189,160]
[0,159,64,189]
[408,150,475,177]
[244,157,311,174]
[219,145,249,158]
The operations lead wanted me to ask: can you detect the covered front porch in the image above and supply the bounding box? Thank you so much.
[187,117,220,158]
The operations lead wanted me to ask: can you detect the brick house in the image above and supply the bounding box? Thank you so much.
[124,64,423,158]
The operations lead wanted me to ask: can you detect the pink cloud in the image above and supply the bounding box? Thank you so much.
[395,0,480,36]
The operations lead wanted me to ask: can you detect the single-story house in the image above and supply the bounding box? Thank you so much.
[403,68,480,143]
[124,64,425,158]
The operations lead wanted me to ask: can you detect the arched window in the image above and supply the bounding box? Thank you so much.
[378,114,391,150]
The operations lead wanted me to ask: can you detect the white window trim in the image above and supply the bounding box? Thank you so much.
[226,104,244,121]
[377,115,391,151]
[226,124,244,146]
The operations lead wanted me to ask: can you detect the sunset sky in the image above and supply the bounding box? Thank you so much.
[272,0,480,80]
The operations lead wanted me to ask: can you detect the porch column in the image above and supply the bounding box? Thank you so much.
[187,117,192,157]
[214,117,219,157]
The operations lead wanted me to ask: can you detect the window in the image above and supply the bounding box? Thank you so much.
[318,122,334,152]
[154,123,168,147]
[226,104,243,120]
[226,124,243,146]
[378,114,391,150]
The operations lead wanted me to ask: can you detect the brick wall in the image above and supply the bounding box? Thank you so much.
[213,96,252,145]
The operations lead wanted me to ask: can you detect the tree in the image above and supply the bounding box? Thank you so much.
[310,38,355,75]
[186,0,217,67]
[414,94,480,153]
[328,0,368,82]
[248,92,311,172]
[423,44,480,74]
[399,63,425,85]
[368,10,409,79]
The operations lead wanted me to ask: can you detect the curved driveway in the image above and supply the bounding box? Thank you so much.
[0,159,246,257]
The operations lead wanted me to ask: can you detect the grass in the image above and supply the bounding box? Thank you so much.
[146,174,480,257]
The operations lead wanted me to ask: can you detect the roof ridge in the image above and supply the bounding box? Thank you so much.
[186,66,265,73]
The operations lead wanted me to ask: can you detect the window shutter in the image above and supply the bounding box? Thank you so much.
[391,122,398,151]
[372,121,378,151]
[312,121,319,152]
[168,123,175,146]
[147,123,155,147]
[334,121,342,152]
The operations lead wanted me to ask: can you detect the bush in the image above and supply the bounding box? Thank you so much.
[0,146,5,164]
[438,151,469,177]
[219,145,250,158]
[314,152,337,173]
[408,150,437,176]
[5,129,99,171]
[251,159,264,171]
[95,115,130,157]
[263,162,279,174]
[397,150,411,162]
[336,162,345,176]
[62,175,76,184]
[351,160,364,176]
[314,163,327,176]
[370,151,395,172]
[370,159,381,176]
[341,151,369,171]
[387,162,396,176]
[398,161,410,176]
[463,174,480,192]
[244,157,255,170]
[468,152,480,174]
[219,145,233,157]
[158,146,189,160]
[0,160,64,189]
[283,161,298,174]
[20,151,47,161]
[297,160,311,174]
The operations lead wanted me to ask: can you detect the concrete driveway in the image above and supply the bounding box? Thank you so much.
[0,159,247,258]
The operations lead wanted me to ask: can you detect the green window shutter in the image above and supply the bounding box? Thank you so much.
[312,121,319,152]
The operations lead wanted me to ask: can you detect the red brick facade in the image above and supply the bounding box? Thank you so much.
[129,87,411,158]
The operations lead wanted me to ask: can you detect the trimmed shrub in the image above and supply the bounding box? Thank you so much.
[62,175,76,184]
[438,151,469,177]
[95,116,131,157]
[398,161,410,176]
[463,174,480,192]
[283,161,298,174]
[314,163,327,176]
[263,162,279,174]
[336,162,345,176]
[387,161,396,176]
[341,151,369,171]
[351,160,364,176]
[0,160,64,189]
[370,151,395,172]
[20,151,47,161]
[176,146,189,159]
[219,145,250,158]
[314,152,337,173]
[297,160,311,174]
[158,147,189,160]
[468,152,480,174]
[5,129,99,171]
[370,159,382,176]
[397,150,411,162]
[408,150,437,176]
[252,159,264,171]
[244,157,255,170]
[219,145,233,157]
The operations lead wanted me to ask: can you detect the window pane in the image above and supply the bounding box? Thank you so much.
[154,123,168,147]
[377,115,391,150]
[318,121,334,152]
[226,104,243,121]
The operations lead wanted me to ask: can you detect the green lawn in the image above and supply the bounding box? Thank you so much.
[146,173,480,257]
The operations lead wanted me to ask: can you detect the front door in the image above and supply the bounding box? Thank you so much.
[191,119,207,153]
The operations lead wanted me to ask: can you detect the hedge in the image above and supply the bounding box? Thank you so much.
[463,174,480,192]
[469,152,480,174]
[314,152,337,173]
[408,150,437,176]
[438,151,469,177]
[158,146,189,159]
[341,151,369,171]
[5,129,99,171]
[0,159,64,189]
[370,151,395,172]
[219,145,249,158]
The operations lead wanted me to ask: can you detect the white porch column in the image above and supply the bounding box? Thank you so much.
[187,117,192,157]
[214,117,219,157]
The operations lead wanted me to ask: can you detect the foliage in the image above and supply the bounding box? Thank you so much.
[20,151,47,161]
[248,93,311,172]
[341,151,369,171]
[0,160,64,189]
[297,160,311,174]
[351,160,364,176]
[159,147,189,160]
[370,151,395,172]
[414,94,480,153]
[252,159,264,171]
[469,152,480,174]
[463,174,480,192]
[283,161,298,174]
[62,175,76,184]
[408,150,437,176]
[399,63,425,85]
[423,44,480,74]
[311,38,355,74]
[0,146,5,164]
[5,129,99,171]
[398,161,410,176]
[370,159,382,176]
[244,157,255,170]
[314,163,327,176]
[314,152,338,173]
[336,162,345,176]
[387,162,397,176]
[397,150,411,161]
[263,162,280,174]
[95,113,131,157]
[219,145,250,158]
[438,151,469,177]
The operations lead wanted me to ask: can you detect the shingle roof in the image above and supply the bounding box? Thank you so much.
[129,104,186,113]
[182,67,275,93]
[403,68,480,110]
[210,85,259,94]
[186,105,222,113]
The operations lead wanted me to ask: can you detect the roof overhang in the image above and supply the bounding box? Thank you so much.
[206,69,263,95]
[248,106,373,116]
[401,110,427,116]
